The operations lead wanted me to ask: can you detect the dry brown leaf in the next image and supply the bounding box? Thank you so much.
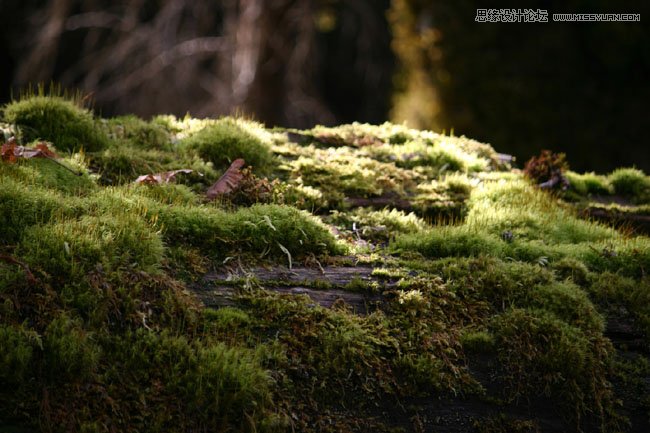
[1,138,59,164]
[135,169,196,185]
[1,137,17,163]
[206,158,246,199]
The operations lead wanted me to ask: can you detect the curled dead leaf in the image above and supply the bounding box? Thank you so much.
[135,169,197,185]
[1,138,59,163]
[206,159,246,199]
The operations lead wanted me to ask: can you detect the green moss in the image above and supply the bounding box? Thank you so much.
[0,157,96,195]
[395,225,502,259]
[91,145,165,185]
[105,115,171,150]
[2,96,110,152]
[133,183,200,206]
[0,323,41,384]
[550,257,590,286]
[491,308,613,427]
[0,178,77,245]
[565,171,611,196]
[609,168,650,201]
[527,282,604,334]
[181,118,276,174]
[18,214,163,280]
[3,113,650,432]
[157,203,344,259]
[473,414,540,433]
[460,330,495,354]
[328,207,427,243]
[588,273,650,340]
[104,329,280,433]
[44,315,101,381]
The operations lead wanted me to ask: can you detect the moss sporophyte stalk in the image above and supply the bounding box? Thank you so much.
[0,93,649,433]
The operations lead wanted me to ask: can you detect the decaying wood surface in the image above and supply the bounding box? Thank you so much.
[193,265,394,314]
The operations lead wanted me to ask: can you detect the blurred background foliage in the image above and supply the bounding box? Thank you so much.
[0,0,648,172]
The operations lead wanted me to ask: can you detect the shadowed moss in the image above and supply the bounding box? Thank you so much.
[0,323,40,384]
[491,308,614,428]
[0,178,79,245]
[104,115,171,151]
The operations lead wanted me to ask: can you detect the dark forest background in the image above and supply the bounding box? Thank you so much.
[0,0,648,172]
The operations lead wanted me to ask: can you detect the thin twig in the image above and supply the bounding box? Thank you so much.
[0,254,38,284]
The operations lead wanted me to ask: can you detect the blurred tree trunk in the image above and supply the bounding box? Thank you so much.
[3,0,392,128]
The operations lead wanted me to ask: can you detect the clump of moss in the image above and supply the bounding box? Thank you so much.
[112,193,345,260]
[564,171,611,196]
[460,330,495,354]
[105,115,171,151]
[3,95,110,152]
[91,146,166,185]
[609,168,650,202]
[44,315,101,382]
[327,207,427,243]
[181,118,276,174]
[491,308,614,428]
[0,323,40,384]
[0,157,96,195]
[0,178,77,245]
[588,273,650,340]
[18,213,164,281]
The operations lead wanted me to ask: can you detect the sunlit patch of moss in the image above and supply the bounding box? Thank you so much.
[3,95,110,152]
[181,117,276,174]
[285,147,419,206]
[565,171,612,196]
[306,122,499,172]
[460,330,495,354]
[18,213,164,280]
[395,225,502,259]
[466,179,619,244]
[280,183,327,211]
[0,156,96,195]
[413,173,474,220]
[327,207,427,243]
[371,267,409,279]
[609,168,650,203]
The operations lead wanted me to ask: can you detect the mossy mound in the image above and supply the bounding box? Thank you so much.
[3,95,111,152]
[1,96,649,433]
[181,117,277,174]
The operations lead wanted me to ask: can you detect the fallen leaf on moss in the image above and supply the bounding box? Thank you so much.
[135,169,196,185]
[1,138,59,163]
[206,158,245,199]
